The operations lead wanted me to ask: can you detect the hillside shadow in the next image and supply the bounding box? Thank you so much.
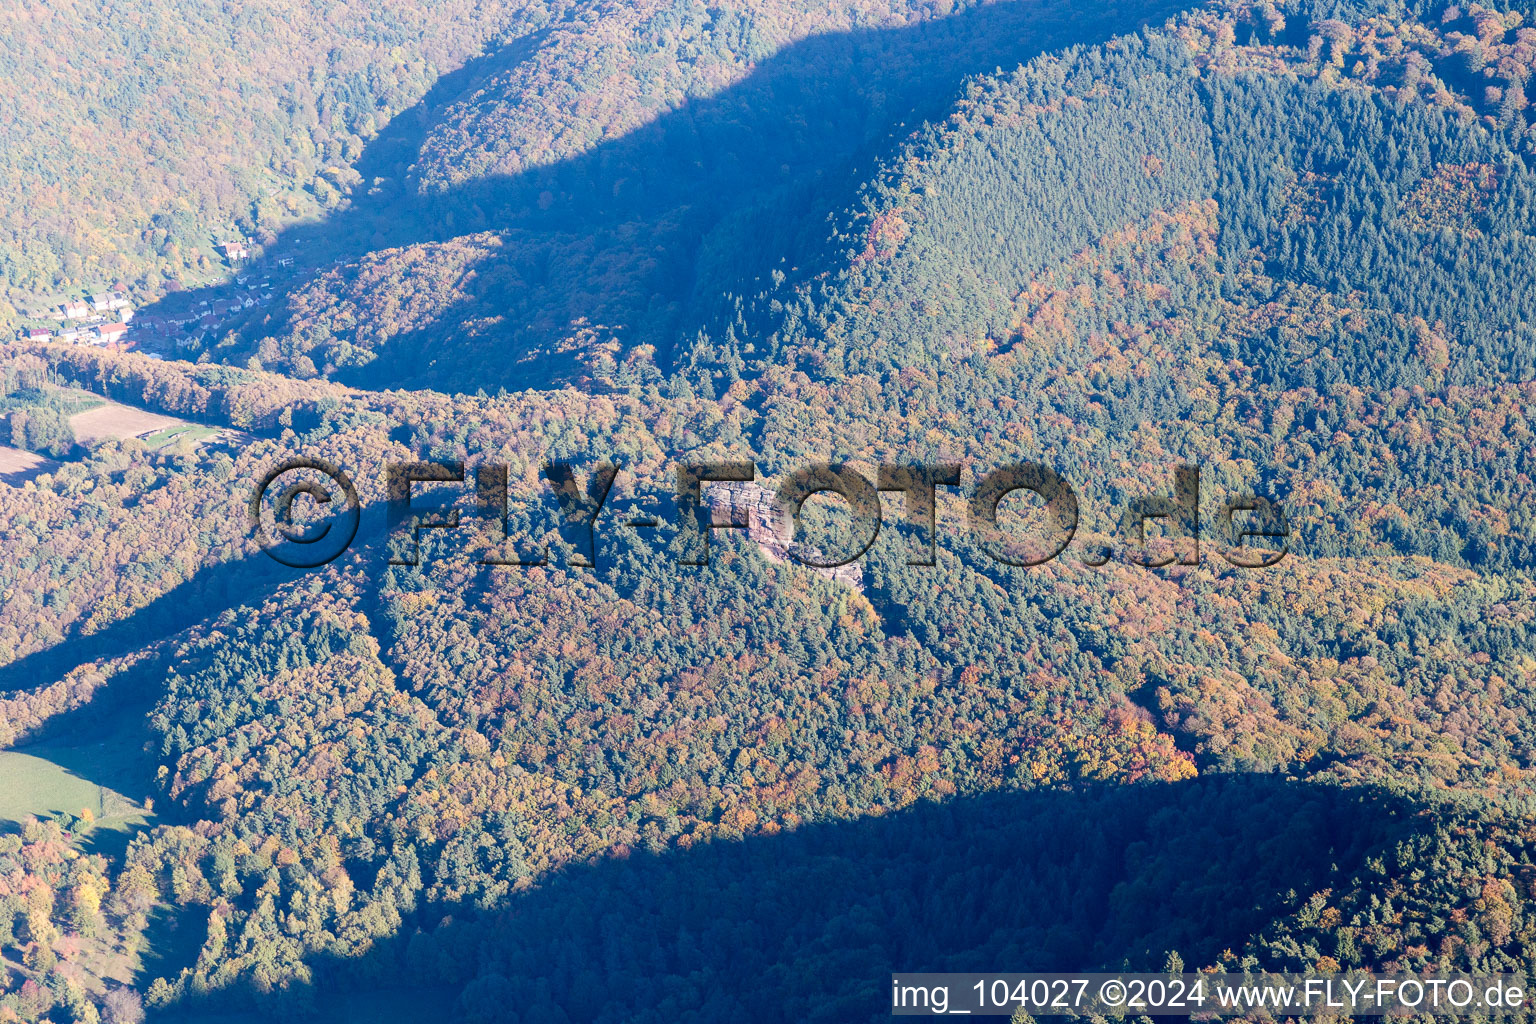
[0,542,321,697]
[0,443,482,706]
[136,0,1193,394]
[146,773,1437,1023]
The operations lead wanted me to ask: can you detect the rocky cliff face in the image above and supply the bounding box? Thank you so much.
[705,482,864,590]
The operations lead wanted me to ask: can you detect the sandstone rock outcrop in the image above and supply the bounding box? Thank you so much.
[705,482,864,590]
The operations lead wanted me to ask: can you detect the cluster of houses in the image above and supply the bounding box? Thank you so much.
[18,237,320,359]
[219,238,294,268]
[21,287,137,350]
[28,322,131,347]
[135,282,271,351]
[20,245,280,356]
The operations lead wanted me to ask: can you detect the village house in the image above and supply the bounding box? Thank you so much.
[57,328,83,344]
[26,327,52,343]
[220,240,251,260]
[97,322,128,346]
[61,299,90,319]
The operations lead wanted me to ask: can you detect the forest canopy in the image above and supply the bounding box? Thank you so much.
[4,0,1536,1021]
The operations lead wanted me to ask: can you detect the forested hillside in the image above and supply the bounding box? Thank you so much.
[4,0,1536,1021]
[1,0,1154,318]
[0,0,540,306]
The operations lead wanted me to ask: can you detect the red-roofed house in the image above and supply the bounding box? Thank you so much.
[62,299,90,319]
[97,323,128,345]
[220,240,250,260]
[26,327,53,343]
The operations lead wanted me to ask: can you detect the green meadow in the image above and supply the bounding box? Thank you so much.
[0,735,154,837]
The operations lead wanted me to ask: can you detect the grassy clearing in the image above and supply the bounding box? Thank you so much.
[0,732,154,836]
[140,423,221,449]
[0,749,105,823]
[0,730,178,987]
